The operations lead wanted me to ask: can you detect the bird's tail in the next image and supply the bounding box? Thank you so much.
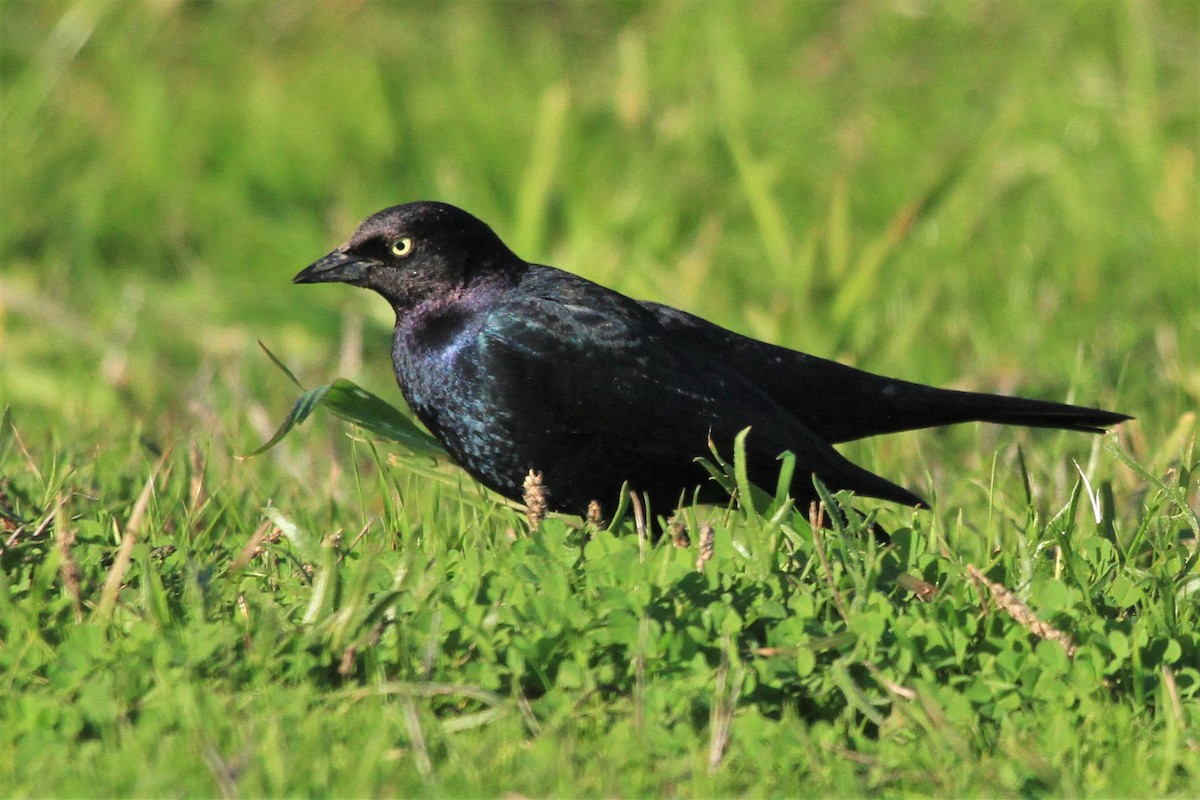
[640,302,1131,444]
[870,386,1131,438]
[781,357,1130,443]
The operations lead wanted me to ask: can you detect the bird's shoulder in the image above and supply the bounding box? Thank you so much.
[477,266,663,357]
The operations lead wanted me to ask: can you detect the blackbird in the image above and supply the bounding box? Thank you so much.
[294,201,1129,517]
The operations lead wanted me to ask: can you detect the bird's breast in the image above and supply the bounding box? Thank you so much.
[405,303,478,356]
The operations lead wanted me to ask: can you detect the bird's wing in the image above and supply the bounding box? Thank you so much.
[642,302,1129,443]
[475,290,926,507]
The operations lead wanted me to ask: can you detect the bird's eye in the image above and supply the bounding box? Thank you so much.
[390,237,414,258]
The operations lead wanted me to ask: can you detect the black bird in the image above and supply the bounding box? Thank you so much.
[294,201,1129,518]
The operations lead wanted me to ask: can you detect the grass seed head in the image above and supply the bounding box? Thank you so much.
[670,521,691,548]
[523,469,547,530]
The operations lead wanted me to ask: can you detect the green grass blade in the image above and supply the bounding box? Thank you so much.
[245,378,446,458]
[243,384,333,457]
[258,339,306,390]
[321,379,446,457]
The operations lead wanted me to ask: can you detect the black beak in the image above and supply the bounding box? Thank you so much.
[293,250,373,285]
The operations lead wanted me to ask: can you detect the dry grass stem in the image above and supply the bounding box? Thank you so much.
[54,495,83,623]
[696,523,715,572]
[338,645,358,677]
[188,445,208,513]
[95,467,162,623]
[810,502,850,622]
[1160,665,1198,753]
[630,490,647,562]
[863,660,917,700]
[707,639,746,774]
[5,494,60,556]
[401,698,434,780]
[230,519,273,573]
[896,572,939,601]
[514,687,541,735]
[95,519,139,623]
[967,564,1077,657]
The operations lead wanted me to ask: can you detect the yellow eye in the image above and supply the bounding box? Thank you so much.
[390,237,414,257]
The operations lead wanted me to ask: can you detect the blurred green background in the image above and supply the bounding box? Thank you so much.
[1,1,1198,795]
[3,0,1195,444]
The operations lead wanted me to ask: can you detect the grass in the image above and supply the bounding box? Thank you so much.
[2,0,1198,795]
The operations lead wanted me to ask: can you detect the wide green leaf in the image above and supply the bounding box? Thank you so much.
[246,345,447,458]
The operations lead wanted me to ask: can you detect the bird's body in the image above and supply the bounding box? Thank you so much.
[391,264,926,512]
[295,202,1129,517]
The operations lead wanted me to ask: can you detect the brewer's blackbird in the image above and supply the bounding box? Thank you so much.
[294,201,1129,517]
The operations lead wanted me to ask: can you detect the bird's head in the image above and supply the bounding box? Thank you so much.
[294,202,522,309]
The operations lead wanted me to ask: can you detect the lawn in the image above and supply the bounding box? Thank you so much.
[1,1,1198,796]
